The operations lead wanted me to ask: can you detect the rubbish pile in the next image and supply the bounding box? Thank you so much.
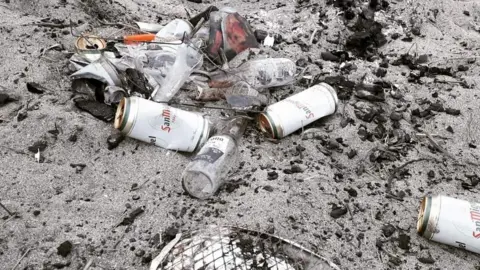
[68,6,338,200]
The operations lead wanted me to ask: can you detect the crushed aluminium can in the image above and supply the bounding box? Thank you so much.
[114,97,210,152]
[258,83,338,139]
[74,36,107,63]
[418,195,480,254]
[71,58,122,87]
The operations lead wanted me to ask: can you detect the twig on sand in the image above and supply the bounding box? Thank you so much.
[386,158,436,192]
[83,258,94,270]
[130,178,151,191]
[0,201,14,216]
[30,23,71,28]
[423,131,456,161]
[97,20,149,34]
[309,28,319,45]
[11,248,32,270]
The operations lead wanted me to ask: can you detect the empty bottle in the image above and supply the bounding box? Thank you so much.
[182,116,248,199]
[208,58,296,91]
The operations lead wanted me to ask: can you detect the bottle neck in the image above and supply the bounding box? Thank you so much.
[218,116,250,141]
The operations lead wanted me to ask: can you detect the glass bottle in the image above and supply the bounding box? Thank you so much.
[182,116,248,199]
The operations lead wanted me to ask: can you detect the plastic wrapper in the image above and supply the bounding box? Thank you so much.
[207,8,259,62]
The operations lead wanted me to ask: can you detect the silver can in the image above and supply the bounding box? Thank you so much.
[114,97,210,152]
[258,83,338,139]
[418,195,480,254]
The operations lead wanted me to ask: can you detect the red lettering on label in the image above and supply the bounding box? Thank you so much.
[306,113,315,119]
[161,126,171,133]
[473,232,480,238]
[471,211,480,221]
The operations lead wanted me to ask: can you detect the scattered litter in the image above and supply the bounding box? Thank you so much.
[258,83,338,139]
[26,82,47,94]
[135,22,164,33]
[114,97,211,152]
[182,117,247,199]
[418,195,480,254]
[35,149,41,163]
[206,7,259,62]
[75,99,115,122]
[117,206,145,227]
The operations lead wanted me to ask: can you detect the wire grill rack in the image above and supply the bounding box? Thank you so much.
[150,225,340,270]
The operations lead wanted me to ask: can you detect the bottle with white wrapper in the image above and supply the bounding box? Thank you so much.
[182,116,248,199]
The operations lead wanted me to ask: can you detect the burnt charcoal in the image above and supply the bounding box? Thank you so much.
[347,149,357,159]
[291,164,305,173]
[119,207,145,226]
[381,224,396,237]
[322,76,356,100]
[390,112,403,121]
[254,29,268,42]
[379,59,389,68]
[419,109,431,118]
[373,123,386,139]
[445,108,460,115]
[391,54,416,69]
[125,68,153,97]
[135,249,146,257]
[57,241,73,257]
[354,101,379,122]
[0,93,16,107]
[142,253,153,264]
[26,82,47,94]
[398,233,410,250]
[75,100,115,122]
[321,51,340,62]
[345,11,387,57]
[391,33,401,39]
[416,54,429,64]
[329,0,355,10]
[267,171,278,180]
[355,83,385,101]
[446,126,454,133]
[187,0,202,3]
[463,10,470,16]
[330,205,348,219]
[68,133,78,142]
[107,132,125,150]
[411,26,421,36]
[296,57,308,67]
[17,111,27,121]
[417,255,435,264]
[263,185,274,192]
[375,68,387,77]
[428,101,444,112]
[28,140,48,153]
[462,182,474,190]
[70,163,86,174]
[411,108,420,116]
[345,8,356,20]
[389,256,402,266]
[457,65,469,71]
[469,142,477,149]
[344,187,358,197]
[428,66,453,76]
[189,6,219,27]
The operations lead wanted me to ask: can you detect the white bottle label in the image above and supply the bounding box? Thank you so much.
[193,136,230,163]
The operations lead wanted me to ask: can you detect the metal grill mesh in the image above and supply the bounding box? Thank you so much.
[150,226,340,270]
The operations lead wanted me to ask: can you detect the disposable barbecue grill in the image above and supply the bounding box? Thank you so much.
[150,225,340,270]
